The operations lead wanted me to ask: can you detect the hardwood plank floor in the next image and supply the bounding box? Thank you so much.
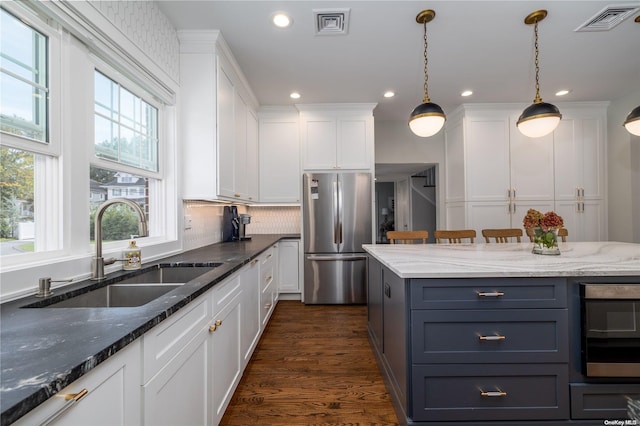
[220,300,399,425]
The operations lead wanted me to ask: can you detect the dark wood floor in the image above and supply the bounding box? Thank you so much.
[220,300,399,425]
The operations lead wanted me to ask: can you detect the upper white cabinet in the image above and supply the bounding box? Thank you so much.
[179,31,259,202]
[298,104,376,171]
[259,107,301,203]
[444,103,607,241]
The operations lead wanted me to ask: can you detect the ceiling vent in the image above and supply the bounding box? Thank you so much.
[575,4,640,31]
[313,8,350,35]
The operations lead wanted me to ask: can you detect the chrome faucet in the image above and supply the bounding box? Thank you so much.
[92,198,148,280]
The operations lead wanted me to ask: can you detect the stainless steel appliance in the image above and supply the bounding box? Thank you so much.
[238,214,251,240]
[581,283,640,377]
[303,172,372,304]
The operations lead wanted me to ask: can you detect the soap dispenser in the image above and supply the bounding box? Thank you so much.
[123,240,141,270]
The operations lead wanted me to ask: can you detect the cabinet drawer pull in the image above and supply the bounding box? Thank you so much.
[477,291,504,297]
[265,275,272,282]
[215,319,222,326]
[266,253,272,259]
[479,334,506,341]
[209,324,217,332]
[251,259,259,266]
[41,389,88,425]
[480,390,507,397]
[234,193,241,198]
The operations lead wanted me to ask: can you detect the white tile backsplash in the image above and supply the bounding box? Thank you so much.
[182,202,300,251]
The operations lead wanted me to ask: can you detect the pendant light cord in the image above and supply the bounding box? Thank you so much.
[422,20,431,103]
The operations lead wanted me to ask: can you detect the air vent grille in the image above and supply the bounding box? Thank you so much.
[575,5,640,31]
[313,8,350,35]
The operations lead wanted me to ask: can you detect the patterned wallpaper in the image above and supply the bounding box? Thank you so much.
[90,1,180,83]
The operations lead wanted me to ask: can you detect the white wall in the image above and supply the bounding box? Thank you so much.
[374,120,446,228]
[607,90,640,243]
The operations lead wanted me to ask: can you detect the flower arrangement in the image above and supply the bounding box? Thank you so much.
[523,209,564,254]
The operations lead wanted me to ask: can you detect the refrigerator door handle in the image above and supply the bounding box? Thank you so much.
[333,181,341,245]
[305,254,368,261]
[336,179,343,245]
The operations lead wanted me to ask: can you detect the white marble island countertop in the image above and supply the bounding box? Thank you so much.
[362,241,640,279]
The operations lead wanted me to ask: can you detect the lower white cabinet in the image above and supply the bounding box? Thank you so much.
[260,245,278,327]
[14,340,142,426]
[240,258,260,368]
[143,329,210,426]
[210,276,243,425]
[278,240,301,294]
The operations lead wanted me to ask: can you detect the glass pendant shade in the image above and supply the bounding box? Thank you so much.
[624,105,640,136]
[409,101,446,137]
[516,101,562,138]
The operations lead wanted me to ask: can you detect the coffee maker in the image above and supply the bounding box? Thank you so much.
[238,214,251,240]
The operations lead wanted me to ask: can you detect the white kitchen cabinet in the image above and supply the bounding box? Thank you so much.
[210,273,243,426]
[14,341,141,426]
[298,104,376,171]
[179,30,259,202]
[444,103,607,239]
[240,258,260,368]
[259,244,278,327]
[141,291,211,425]
[143,328,209,426]
[278,240,301,294]
[259,107,301,203]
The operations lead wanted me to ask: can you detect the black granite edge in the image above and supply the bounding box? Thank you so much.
[0,234,298,426]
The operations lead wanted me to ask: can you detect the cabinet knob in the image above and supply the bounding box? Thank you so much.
[215,319,222,326]
[209,324,217,332]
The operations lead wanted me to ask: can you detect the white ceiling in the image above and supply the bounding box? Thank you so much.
[157,1,640,124]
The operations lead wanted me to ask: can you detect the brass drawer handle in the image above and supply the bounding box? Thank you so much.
[480,390,507,397]
[479,334,506,341]
[477,291,505,297]
[41,389,88,425]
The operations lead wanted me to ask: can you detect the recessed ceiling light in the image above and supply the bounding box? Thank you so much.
[555,89,571,96]
[290,92,301,99]
[461,90,473,97]
[383,91,395,98]
[272,12,292,28]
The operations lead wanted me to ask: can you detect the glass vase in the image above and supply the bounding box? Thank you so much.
[531,227,560,255]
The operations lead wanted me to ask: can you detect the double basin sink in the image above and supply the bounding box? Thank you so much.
[24,264,222,309]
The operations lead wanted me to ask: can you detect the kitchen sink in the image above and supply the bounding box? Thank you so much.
[116,265,221,284]
[25,264,222,308]
[43,283,184,308]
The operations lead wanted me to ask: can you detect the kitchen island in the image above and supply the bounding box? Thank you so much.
[363,241,640,425]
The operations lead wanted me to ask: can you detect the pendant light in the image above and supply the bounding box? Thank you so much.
[517,10,561,138]
[408,9,445,138]
[624,105,640,136]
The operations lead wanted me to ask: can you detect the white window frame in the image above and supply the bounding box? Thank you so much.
[0,2,179,300]
[0,3,63,269]
[0,2,61,157]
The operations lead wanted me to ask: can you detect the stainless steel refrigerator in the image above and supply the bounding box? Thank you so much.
[303,172,372,304]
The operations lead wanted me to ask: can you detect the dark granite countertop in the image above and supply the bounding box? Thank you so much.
[0,234,299,426]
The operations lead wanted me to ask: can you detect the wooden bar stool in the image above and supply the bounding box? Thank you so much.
[434,229,476,244]
[482,228,523,243]
[387,230,429,244]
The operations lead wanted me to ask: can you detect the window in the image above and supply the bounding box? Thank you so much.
[94,71,158,172]
[0,8,48,143]
[91,70,161,245]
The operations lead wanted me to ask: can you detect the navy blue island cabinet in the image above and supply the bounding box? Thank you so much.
[366,255,640,426]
